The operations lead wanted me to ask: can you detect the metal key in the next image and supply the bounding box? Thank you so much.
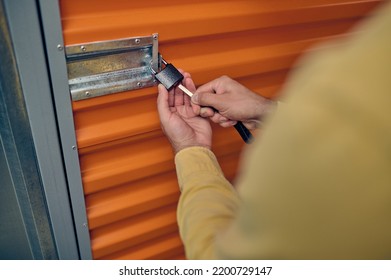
[150,56,253,144]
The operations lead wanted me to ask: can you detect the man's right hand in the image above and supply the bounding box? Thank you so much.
[192,76,276,130]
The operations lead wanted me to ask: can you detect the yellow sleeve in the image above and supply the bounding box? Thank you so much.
[175,147,240,259]
[176,3,391,260]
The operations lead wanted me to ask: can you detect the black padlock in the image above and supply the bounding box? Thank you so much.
[150,55,253,144]
[150,57,184,91]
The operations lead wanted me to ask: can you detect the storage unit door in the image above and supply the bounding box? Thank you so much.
[59,0,383,259]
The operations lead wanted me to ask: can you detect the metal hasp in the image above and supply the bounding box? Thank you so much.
[65,33,159,101]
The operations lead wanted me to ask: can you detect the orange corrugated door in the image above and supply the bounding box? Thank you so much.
[59,0,383,259]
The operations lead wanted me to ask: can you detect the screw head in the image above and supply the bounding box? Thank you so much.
[57,44,63,51]
[135,38,140,44]
[137,82,142,87]
[153,34,158,40]
[72,145,76,150]
[85,91,90,96]
[80,45,86,52]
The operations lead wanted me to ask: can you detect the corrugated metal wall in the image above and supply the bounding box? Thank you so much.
[59,0,383,259]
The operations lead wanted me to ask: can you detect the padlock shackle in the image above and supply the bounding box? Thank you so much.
[161,56,168,66]
[150,53,169,75]
[149,60,157,75]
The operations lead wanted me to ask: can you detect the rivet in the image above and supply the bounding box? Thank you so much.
[135,38,140,44]
[85,91,90,96]
[153,34,158,40]
[80,45,86,52]
[72,145,76,150]
[82,223,87,228]
[137,82,142,87]
[57,44,63,51]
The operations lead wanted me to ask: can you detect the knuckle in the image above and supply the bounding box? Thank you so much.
[219,75,230,82]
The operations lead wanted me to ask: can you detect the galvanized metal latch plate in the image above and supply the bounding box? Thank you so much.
[65,34,159,101]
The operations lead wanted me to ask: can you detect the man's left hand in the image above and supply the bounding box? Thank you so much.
[157,72,212,154]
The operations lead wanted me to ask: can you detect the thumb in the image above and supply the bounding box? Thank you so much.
[192,92,221,109]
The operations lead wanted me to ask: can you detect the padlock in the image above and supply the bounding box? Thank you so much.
[150,54,254,144]
[150,57,184,91]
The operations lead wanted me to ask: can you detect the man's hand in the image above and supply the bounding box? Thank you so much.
[157,72,212,154]
[192,76,276,129]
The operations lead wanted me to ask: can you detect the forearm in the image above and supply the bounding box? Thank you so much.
[175,147,240,259]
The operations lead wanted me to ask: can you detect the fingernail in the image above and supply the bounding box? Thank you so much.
[200,107,207,116]
[191,93,198,103]
[158,84,164,91]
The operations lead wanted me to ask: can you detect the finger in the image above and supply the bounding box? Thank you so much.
[157,84,171,124]
[195,78,219,95]
[192,91,222,110]
[183,91,192,106]
[168,87,175,107]
[218,116,229,122]
[199,107,215,118]
[174,84,184,106]
[219,120,237,128]
[179,69,191,80]
[242,121,256,130]
[191,103,201,115]
[210,112,225,124]
[195,75,233,95]
[184,75,196,92]
[183,76,196,106]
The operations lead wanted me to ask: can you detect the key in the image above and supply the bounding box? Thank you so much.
[150,56,253,144]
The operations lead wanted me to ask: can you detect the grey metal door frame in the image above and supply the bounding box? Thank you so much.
[2,0,92,259]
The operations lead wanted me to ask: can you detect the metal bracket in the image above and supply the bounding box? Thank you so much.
[65,33,159,101]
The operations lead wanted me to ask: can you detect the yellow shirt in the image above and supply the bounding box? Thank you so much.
[175,3,391,259]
